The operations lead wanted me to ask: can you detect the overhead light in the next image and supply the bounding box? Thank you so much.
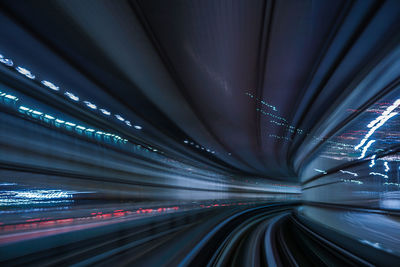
[64,92,79,101]
[0,54,13,66]
[134,125,142,130]
[76,126,86,130]
[44,115,55,120]
[184,140,189,144]
[4,94,18,101]
[55,119,65,124]
[83,101,97,110]
[41,80,59,91]
[125,120,132,126]
[32,110,43,115]
[16,66,35,79]
[19,106,30,111]
[100,109,111,115]
[65,122,76,127]
[115,114,125,121]
[86,129,95,132]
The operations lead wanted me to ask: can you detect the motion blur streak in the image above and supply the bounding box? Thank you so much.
[0,0,399,266]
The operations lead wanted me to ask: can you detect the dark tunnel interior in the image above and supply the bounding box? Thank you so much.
[0,0,399,266]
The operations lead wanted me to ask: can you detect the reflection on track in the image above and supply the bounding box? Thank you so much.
[2,202,398,266]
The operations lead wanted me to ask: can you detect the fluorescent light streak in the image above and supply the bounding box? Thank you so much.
[384,161,390,172]
[65,122,76,126]
[358,139,376,159]
[41,80,59,91]
[369,172,388,178]
[76,126,86,130]
[115,114,124,121]
[64,92,79,101]
[16,66,35,79]
[134,125,142,130]
[0,54,13,66]
[125,121,132,126]
[55,119,65,123]
[44,114,55,120]
[32,110,43,115]
[100,109,111,115]
[184,140,189,144]
[84,101,97,109]
[4,94,18,101]
[86,129,95,132]
[340,170,358,177]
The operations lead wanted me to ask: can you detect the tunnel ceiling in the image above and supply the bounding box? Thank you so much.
[1,0,400,182]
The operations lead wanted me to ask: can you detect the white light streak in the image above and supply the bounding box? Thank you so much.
[100,109,110,115]
[358,139,376,159]
[83,101,97,110]
[369,154,376,167]
[41,80,59,91]
[384,161,390,172]
[0,54,13,66]
[115,114,124,121]
[340,170,358,177]
[16,66,35,79]
[44,114,55,120]
[4,94,18,101]
[64,92,79,101]
[369,172,388,179]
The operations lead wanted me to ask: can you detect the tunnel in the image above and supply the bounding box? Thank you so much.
[0,0,399,266]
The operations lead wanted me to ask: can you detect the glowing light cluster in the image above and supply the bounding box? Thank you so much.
[0,91,19,104]
[341,179,363,185]
[17,104,126,144]
[256,108,288,122]
[0,52,142,130]
[270,120,303,134]
[245,92,277,111]
[269,134,292,142]
[183,140,215,154]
